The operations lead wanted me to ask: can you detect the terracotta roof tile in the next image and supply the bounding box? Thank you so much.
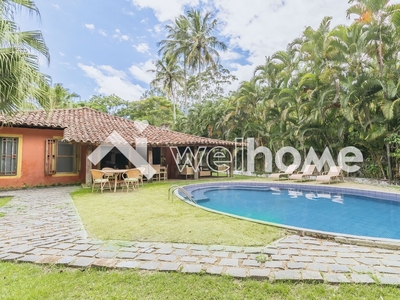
[0,107,237,147]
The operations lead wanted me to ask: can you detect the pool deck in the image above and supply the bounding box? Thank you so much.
[1,185,400,285]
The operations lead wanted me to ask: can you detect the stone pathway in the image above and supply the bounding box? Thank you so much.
[1,187,400,285]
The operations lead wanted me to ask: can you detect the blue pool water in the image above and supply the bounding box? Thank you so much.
[185,184,400,240]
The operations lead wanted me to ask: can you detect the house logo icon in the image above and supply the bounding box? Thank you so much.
[87,130,156,179]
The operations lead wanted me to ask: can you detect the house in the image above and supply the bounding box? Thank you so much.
[0,107,237,189]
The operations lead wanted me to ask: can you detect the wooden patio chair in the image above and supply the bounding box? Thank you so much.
[90,169,112,193]
[122,169,140,192]
[270,164,298,180]
[316,166,343,184]
[289,164,316,181]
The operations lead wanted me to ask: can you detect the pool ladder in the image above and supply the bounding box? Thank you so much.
[168,185,197,204]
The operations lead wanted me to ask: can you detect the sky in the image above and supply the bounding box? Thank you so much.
[18,0,370,102]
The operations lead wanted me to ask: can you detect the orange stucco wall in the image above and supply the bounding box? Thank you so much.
[0,127,86,189]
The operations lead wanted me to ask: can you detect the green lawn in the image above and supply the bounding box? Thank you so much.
[1,262,399,300]
[72,177,283,246]
[0,196,11,217]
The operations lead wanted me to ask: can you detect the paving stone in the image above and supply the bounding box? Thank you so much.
[182,264,202,273]
[385,254,400,261]
[139,262,160,270]
[140,248,156,254]
[56,256,75,265]
[355,258,380,266]
[116,261,140,269]
[350,247,371,253]
[314,257,335,264]
[77,251,98,257]
[181,256,198,262]
[53,243,75,250]
[58,250,80,256]
[301,271,324,282]
[243,247,262,254]
[350,265,375,273]
[231,253,248,259]
[158,254,177,262]
[308,263,328,272]
[242,259,261,267]
[173,249,189,256]
[17,255,42,263]
[274,270,301,280]
[288,262,306,269]
[293,256,313,263]
[71,244,92,251]
[381,259,400,267]
[119,247,138,252]
[3,254,23,261]
[190,245,208,251]
[38,255,61,264]
[378,276,400,285]
[374,266,400,274]
[334,258,358,265]
[249,269,270,279]
[206,266,223,275]
[280,249,299,255]
[95,251,117,259]
[289,244,308,249]
[337,252,360,258]
[375,248,395,254]
[213,251,229,258]
[135,253,156,261]
[324,274,350,283]
[219,258,238,267]
[155,248,173,254]
[350,274,375,284]
[116,252,137,259]
[328,264,351,273]
[11,245,35,254]
[135,242,153,248]
[265,261,285,269]
[225,267,247,278]
[199,257,217,264]
[263,248,279,255]
[271,255,290,261]
[172,243,188,249]
[224,246,242,252]
[191,250,210,256]
[159,262,180,272]
[208,245,224,251]
[91,259,117,269]
[69,257,95,268]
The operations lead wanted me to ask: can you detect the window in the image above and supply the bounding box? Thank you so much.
[45,139,80,174]
[0,137,18,176]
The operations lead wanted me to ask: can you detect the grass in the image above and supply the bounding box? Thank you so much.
[0,196,12,217]
[1,262,400,300]
[72,177,284,246]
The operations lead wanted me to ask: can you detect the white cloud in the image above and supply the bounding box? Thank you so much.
[76,56,81,60]
[78,63,145,101]
[52,4,60,9]
[219,50,241,62]
[133,42,150,54]
[59,52,65,57]
[113,29,131,41]
[132,0,200,22]
[98,29,107,37]
[128,60,155,85]
[84,23,95,31]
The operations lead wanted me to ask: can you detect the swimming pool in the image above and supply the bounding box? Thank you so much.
[179,182,400,241]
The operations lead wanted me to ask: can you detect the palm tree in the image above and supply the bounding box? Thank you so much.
[149,54,183,123]
[0,0,50,114]
[48,83,80,109]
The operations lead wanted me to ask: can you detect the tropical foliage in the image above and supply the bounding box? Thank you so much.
[175,1,400,181]
[0,0,50,114]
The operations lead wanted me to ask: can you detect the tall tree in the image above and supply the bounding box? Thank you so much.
[148,54,183,123]
[0,0,50,114]
[48,83,80,109]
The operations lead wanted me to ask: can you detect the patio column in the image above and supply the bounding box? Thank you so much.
[229,147,234,177]
[85,145,93,185]
[194,146,199,180]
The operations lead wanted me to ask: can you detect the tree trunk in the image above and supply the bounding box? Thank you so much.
[386,142,392,181]
[198,53,202,103]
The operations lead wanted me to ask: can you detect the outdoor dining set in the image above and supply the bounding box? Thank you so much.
[90,165,167,193]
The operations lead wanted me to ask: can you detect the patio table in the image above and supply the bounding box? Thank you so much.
[101,169,127,192]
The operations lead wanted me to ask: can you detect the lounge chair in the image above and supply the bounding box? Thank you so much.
[269,164,298,180]
[316,166,343,184]
[90,169,112,193]
[289,164,316,181]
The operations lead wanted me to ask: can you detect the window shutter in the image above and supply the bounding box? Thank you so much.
[45,139,57,174]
